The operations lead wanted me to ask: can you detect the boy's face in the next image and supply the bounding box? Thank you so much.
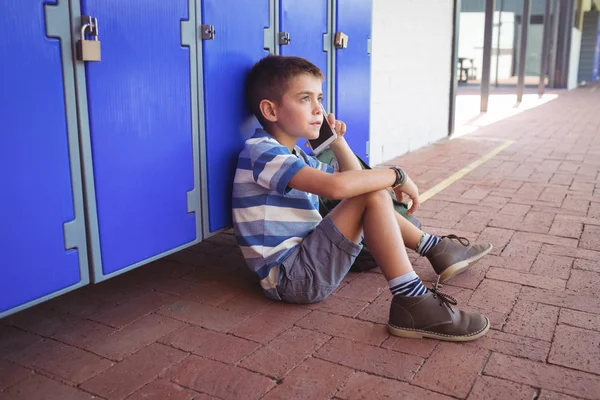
[272,73,324,140]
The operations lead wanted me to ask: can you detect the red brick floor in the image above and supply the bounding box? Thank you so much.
[1,82,600,399]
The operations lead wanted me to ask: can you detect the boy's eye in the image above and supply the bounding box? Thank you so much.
[302,96,310,102]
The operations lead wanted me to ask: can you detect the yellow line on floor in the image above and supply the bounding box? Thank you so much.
[420,138,516,204]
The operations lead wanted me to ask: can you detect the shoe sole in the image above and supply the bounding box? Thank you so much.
[387,317,491,342]
[439,244,493,283]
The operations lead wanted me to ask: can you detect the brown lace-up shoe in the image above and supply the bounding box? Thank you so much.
[426,235,492,283]
[388,283,490,341]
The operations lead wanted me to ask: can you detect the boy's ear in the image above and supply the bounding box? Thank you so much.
[259,99,278,123]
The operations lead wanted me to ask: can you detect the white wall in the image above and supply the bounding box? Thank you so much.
[369,0,454,166]
[568,28,582,89]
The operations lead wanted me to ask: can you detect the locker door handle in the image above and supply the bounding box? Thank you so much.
[278,32,291,45]
[334,32,348,49]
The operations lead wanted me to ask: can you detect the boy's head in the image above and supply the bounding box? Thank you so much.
[245,55,325,140]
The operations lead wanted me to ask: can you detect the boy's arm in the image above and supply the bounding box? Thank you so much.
[330,138,362,172]
[326,114,362,172]
[288,165,396,200]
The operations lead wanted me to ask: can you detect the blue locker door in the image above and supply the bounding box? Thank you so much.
[202,0,270,232]
[279,0,329,110]
[0,1,85,314]
[336,0,372,162]
[81,0,196,275]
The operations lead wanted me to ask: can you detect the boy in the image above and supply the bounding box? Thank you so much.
[233,55,492,341]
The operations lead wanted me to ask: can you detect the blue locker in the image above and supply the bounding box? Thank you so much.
[202,0,271,233]
[0,1,89,316]
[78,0,199,277]
[279,0,329,110]
[335,0,372,162]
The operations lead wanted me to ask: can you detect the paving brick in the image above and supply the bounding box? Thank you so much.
[0,374,94,400]
[537,389,580,400]
[542,243,600,262]
[453,211,492,233]
[539,187,567,204]
[511,232,579,248]
[5,307,80,338]
[477,227,515,255]
[566,269,600,295]
[0,325,42,359]
[468,279,521,314]
[548,218,583,239]
[157,299,249,332]
[296,310,388,346]
[88,291,178,328]
[50,317,115,349]
[549,324,600,375]
[305,294,369,318]
[467,376,536,400]
[503,300,559,341]
[589,202,600,219]
[81,343,187,400]
[462,187,491,200]
[44,289,110,318]
[217,290,272,319]
[86,313,183,361]
[499,203,531,217]
[549,173,574,186]
[466,329,550,362]
[316,337,423,381]
[530,254,573,280]
[7,338,112,384]
[126,378,203,400]
[520,286,600,315]
[159,325,260,364]
[334,273,388,302]
[573,258,600,273]
[446,260,490,289]
[240,326,329,379]
[337,371,453,400]
[559,308,600,331]
[154,270,248,307]
[412,342,489,398]
[231,302,310,344]
[484,352,600,399]
[262,357,353,400]
[580,224,600,251]
[561,195,589,213]
[165,355,276,400]
[380,336,438,358]
[0,360,33,392]
[486,267,566,290]
[356,291,392,325]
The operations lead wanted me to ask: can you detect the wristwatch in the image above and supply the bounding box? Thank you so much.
[390,166,406,189]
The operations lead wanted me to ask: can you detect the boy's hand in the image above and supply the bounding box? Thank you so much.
[327,113,346,142]
[393,174,420,215]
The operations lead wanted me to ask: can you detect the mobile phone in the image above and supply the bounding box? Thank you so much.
[308,105,338,155]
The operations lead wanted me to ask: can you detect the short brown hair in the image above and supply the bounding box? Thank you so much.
[245,55,324,127]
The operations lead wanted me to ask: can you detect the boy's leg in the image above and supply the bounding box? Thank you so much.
[393,212,493,283]
[329,189,489,341]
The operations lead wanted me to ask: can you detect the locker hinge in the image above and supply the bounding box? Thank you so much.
[278,32,291,45]
[366,141,370,158]
[367,38,372,55]
[201,24,215,40]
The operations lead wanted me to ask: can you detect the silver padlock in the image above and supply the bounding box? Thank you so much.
[77,20,101,61]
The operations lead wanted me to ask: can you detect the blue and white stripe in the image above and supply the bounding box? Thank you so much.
[232,129,334,298]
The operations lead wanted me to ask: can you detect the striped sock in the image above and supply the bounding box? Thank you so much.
[389,271,428,297]
[416,233,441,256]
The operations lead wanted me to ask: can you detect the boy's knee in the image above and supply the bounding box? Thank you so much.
[365,189,391,206]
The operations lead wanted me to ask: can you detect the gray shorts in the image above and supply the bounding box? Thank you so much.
[276,215,363,304]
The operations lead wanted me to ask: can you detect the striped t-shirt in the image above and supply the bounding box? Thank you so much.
[232,128,334,299]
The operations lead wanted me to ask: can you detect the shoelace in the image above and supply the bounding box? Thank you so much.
[442,234,470,246]
[431,276,458,313]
